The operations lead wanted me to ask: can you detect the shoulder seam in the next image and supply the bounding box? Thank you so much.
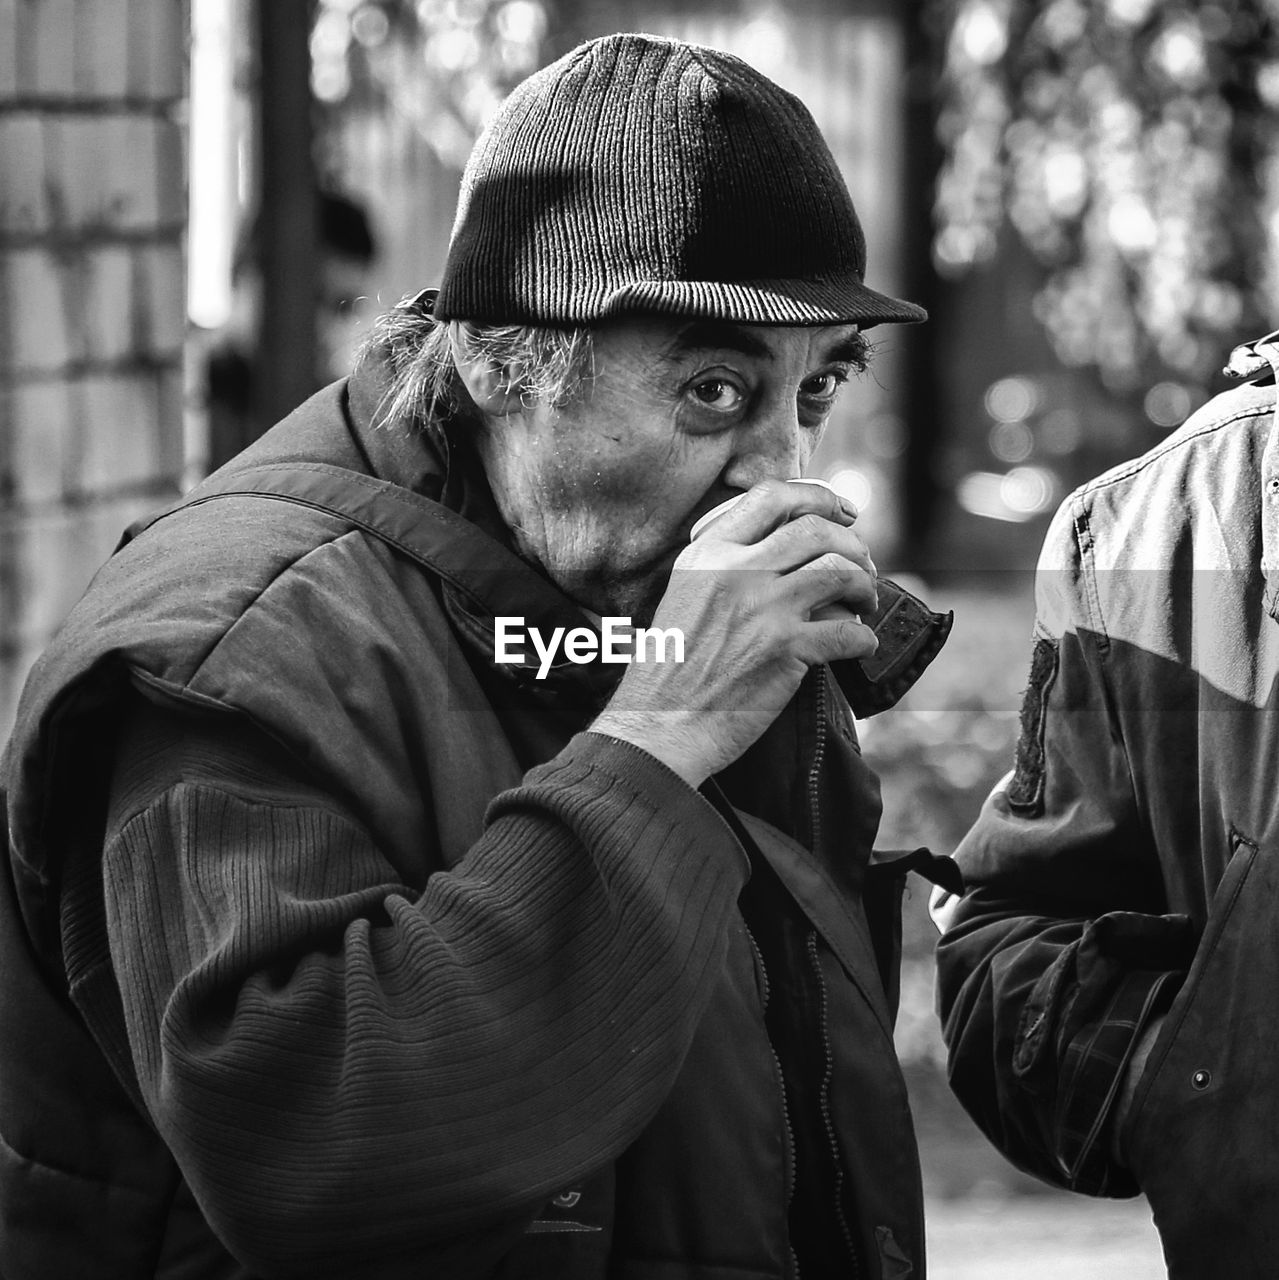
[1077,399,1271,499]
[118,775,369,828]
[107,775,380,866]
[1069,498,1108,654]
[185,523,388,685]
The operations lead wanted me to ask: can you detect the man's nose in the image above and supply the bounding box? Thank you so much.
[721,405,804,490]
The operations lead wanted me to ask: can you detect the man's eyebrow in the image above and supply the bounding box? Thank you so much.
[823,334,868,366]
[661,321,775,361]
[659,322,867,367]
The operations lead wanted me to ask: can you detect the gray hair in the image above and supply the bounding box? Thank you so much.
[357,302,596,435]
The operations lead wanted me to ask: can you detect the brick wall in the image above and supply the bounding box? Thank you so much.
[0,0,188,742]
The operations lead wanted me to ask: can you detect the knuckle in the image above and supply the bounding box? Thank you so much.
[833,525,868,557]
[740,479,788,514]
[829,552,870,586]
[792,513,829,544]
[814,555,850,588]
[797,550,832,574]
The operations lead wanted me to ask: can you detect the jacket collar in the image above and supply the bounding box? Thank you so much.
[345,350,623,708]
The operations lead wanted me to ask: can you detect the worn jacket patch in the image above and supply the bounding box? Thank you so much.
[1007,636,1059,816]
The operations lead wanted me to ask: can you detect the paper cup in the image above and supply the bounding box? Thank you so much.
[689,477,842,540]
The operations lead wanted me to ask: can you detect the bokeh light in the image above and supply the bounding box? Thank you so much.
[984,375,1039,422]
[495,0,547,45]
[954,0,1010,66]
[935,0,1278,397]
[316,0,550,166]
[829,467,874,512]
[1002,465,1056,515]
[351,6,391,46]
[988,419,1034,463]
[957,466,1056,522]
[1107,0,1156,27]
[1143,380,1194,428]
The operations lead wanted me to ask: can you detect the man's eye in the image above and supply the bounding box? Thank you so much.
[800,371,849,402]
[690,378,746,413]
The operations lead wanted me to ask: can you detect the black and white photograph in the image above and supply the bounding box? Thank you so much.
[2,1,1274,1275]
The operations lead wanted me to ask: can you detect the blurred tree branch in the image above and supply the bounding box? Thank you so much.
[310,0,551,170]
[933,0,1279,393]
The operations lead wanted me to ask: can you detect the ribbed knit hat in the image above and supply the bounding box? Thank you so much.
[433,33,926,329]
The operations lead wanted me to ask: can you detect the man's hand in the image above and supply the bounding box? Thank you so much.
[590,479,878,787]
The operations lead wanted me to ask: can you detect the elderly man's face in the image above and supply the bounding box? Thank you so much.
[475,317,866,622]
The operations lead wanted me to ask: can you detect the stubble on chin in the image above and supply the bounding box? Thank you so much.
[545,558,672,628]
[612,575,668,629]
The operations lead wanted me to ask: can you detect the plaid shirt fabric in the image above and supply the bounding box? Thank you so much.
[1053,968,1180,1194]
[1002,906,1193,1197]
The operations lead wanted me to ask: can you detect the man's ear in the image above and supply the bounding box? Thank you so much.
[452,348,528,418]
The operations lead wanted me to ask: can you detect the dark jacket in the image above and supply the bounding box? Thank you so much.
[936,373,1279,1278]
[2,363,948,1279]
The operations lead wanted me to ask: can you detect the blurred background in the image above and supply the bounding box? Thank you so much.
[6,0,1279,1271]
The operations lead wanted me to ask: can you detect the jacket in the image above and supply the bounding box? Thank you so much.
[936,368,1279,1277]
[1,360,951,1279]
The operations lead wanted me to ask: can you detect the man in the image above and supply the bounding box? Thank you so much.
[935,331,1279,1277]
[0,33,951,1280]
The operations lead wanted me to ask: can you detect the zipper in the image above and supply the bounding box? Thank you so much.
[803,667,859,1275]
[807,929,861,1278]
[744,919,802,1280]
[804,667,828,856]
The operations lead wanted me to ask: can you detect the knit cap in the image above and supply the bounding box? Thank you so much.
[433,32,926,328]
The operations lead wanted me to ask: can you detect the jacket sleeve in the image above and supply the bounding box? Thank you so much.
[935,498,1194,1196]
[101,694,748,1277]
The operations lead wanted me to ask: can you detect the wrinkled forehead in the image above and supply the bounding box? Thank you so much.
[662,319,864,363]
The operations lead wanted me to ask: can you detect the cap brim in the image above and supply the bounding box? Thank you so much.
[596,277,927,327]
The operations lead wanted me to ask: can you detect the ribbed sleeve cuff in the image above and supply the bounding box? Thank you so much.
[542,731,751,879]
